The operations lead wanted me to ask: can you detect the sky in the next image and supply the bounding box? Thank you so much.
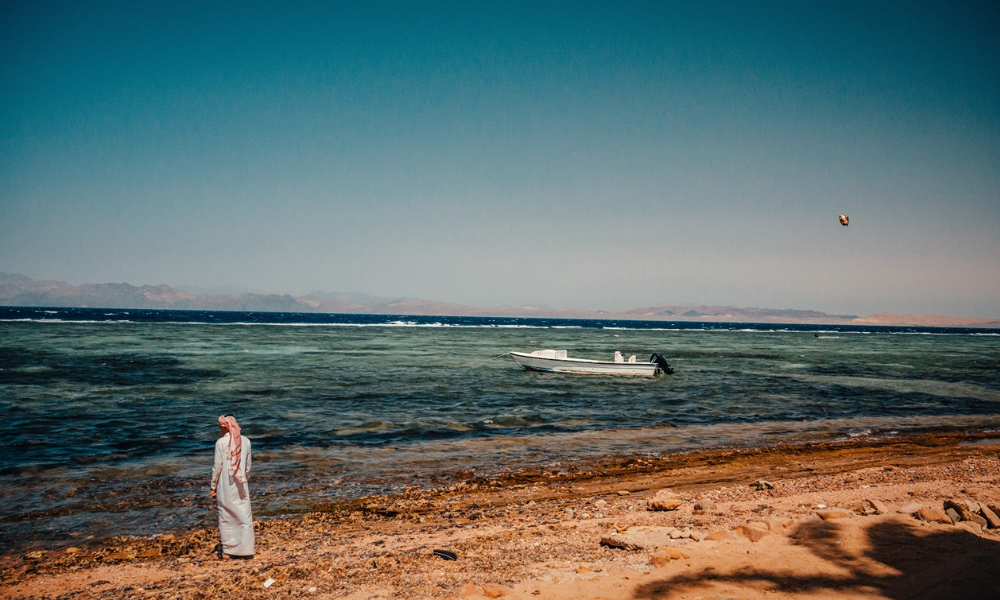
[1,1,998,317]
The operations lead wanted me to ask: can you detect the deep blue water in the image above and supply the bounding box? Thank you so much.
[1,305,993,334]
[1,306,998,549]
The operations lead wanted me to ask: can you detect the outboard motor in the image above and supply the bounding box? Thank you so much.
[649,353,674,375]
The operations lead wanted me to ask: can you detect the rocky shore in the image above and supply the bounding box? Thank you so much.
[3,432,999,599]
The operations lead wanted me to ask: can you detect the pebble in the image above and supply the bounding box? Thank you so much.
[649,548,688,566]
[815,509,854,520]
[647,489,684,511]
[734,524,768,542]
[482,583,508,598]
[600,526,686,551]
[765,518,794,535]
[956,521,983,535]
[980,504,1000,528]
[915,507,951,524]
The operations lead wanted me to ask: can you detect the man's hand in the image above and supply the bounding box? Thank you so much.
[210,489,216,499]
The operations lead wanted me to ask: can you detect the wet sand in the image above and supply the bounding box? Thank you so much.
[3,431,1000,599]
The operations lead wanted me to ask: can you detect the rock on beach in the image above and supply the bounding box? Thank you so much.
[647,489,684,511]
[600,526,691,551]
[734,524,769,542]
[916,507,951,524]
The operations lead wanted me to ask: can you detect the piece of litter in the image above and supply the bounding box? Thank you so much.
[817,504,826,509]
[263,578,276,588]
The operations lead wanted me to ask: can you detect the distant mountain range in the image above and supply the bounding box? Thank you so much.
[1,272,997,328]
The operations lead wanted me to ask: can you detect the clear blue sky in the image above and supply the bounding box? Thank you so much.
[2,1,998,317]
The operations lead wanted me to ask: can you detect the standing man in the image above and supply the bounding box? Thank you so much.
[211,414,254,559]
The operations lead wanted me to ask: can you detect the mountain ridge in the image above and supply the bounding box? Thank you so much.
[1,272,997,328]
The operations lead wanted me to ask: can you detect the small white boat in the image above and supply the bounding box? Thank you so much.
[509,350,673,376]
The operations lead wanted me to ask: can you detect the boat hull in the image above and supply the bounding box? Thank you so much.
[509,351,659,376]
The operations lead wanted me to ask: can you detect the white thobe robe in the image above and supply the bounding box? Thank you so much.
[211,433,254,556]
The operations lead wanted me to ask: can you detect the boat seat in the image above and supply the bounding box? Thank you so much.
[628,355,636,362]
[614,351,624,362]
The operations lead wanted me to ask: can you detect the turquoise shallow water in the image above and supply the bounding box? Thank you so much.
[1,308,998,549]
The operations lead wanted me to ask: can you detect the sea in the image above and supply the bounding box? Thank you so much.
[1,306,998,551]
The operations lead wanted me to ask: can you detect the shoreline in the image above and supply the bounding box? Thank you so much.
[3,431,1000,599]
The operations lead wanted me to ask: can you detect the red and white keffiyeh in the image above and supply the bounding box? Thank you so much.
[218,415,245,483]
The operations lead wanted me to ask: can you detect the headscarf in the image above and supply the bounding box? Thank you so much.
[218,415,245,483]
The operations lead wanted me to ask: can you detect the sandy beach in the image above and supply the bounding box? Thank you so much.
[3,431,999,599]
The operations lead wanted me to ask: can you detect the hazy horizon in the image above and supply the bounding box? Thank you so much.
[8,269,999,320]
[3,2,998,318]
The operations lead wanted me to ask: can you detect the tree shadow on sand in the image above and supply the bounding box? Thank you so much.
[632,518,1000,599]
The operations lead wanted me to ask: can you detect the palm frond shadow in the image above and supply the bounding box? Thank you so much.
[633,518,1000,599]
